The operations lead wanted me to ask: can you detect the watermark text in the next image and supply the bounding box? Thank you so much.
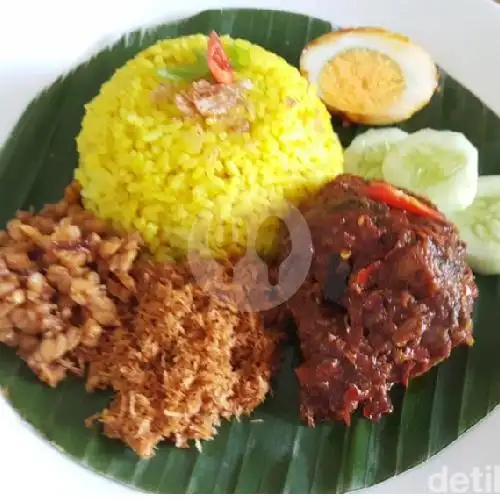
[428,465,500,493]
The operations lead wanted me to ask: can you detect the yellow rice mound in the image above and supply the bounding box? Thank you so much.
[76,34,343,259]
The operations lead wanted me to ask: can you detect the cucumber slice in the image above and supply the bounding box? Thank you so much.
[450,176,500,275]
[382,128,478,214]
[344,128,409,180]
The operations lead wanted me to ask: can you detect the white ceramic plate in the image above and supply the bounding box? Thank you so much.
[1,0,500,494]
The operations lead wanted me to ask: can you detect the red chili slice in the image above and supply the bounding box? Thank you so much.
[364,181,445,222]
[351,261,381,288]
[207,31,233,84]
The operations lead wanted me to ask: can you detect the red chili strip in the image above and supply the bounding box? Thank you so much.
[351,261,382,289]
[207,31,233,84]
[364,181,445,222]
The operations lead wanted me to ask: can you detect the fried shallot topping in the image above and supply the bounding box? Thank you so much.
[175,79,252,118]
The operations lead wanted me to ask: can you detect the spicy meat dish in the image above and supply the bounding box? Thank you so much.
[279,174,478,425]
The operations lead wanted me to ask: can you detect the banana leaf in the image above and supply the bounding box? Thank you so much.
[1,8,500,494]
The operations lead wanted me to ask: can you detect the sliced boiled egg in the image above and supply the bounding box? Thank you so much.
[300,27,439,125]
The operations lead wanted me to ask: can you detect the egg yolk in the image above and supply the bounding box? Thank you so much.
[319,48,406,116]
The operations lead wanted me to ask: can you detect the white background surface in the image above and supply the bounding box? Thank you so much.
[0,0,500,495]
